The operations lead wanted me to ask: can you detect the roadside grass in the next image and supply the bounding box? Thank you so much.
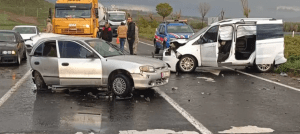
[0,14,29,30]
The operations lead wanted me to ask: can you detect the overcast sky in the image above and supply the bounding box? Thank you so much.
[46,0,300,22]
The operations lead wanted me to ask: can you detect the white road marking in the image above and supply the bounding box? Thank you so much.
[139,41,153,46]
[218,125,274,133]
[197,77,216,82]
[119,129,199,134]
[0,70,31,107]
[223,66,300,92]
[153,87,212,134]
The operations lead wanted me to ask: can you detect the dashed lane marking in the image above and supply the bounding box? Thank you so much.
[153,87,212,134]
[0,70,31,107]
[223,66,300,92]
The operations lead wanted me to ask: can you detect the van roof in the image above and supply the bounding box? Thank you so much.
[211,18,282,26]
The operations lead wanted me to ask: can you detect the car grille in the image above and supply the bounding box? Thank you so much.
[62,28,84,34]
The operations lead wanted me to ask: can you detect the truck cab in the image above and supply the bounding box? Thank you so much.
[99,10,127,36]
[52,0,99,38]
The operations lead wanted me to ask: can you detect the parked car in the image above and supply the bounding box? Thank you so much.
[163,18,286,73]
[29,36,170,97]
[154,20,194,54]
[12,25,39,41]
[0,30,26,65]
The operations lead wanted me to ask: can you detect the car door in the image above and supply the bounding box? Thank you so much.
[256,20,284,64]
[200,25,219,67]
[57,41,102,86]
[30,40,60,85]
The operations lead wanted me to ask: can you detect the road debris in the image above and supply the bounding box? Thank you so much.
[222,74,224,77]
[145,97,151,102]
[280,72,288,77]
[218,125,274,133]
[259,87,270,90]
[172,87,178,90]
[197,77,216,82]
[140,95,144,98]
[87,92,98,99]
[270,78,280,82]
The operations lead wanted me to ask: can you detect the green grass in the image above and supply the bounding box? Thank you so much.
[0,0,54,30]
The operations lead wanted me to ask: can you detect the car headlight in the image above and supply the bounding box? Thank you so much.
[139,66,155,73]
[2,51,7,54]
[2,51,16,55]
[11,51,16,55]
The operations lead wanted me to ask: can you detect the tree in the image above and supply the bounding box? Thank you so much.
[241,0,250,18]
[156,3,173,21]
[198,2,210,28]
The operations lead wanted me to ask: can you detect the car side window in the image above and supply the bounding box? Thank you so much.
[202,26,219,43]
[43,41,57,57]
[58,41,93,58]
[34,43,44,56]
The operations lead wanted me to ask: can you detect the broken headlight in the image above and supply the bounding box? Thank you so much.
[140,66,155,73]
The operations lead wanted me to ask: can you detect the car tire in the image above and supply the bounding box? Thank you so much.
[15,53,21,66]
[111,74,132,97]
[22,50,27,60]
[254,60,274,73]
[178,55,197,73]
[34,72,48,90]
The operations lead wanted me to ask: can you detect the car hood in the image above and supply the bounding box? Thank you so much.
[0,42,17,49]
[20,34,36,40]
[168,33,194,39]
[107,55,166,68]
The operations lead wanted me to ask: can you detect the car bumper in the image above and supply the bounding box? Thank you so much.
[163,49,179,72]
[131,68,170,89]
[0,55,18,64]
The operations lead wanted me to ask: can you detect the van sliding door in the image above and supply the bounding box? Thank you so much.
[256,20,284,64]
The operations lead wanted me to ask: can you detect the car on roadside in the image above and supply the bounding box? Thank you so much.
[0,30,26,65]
[29,36,170,97]
[154,20,194,54]
[12,25,39,41]
[163,18,286,73]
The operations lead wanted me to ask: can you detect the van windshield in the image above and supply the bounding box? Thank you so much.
[187,26,209,41]
[108,13,125,21]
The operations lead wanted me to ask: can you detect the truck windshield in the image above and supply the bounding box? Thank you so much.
[108,13,125,21]
[167,25,194,33]
[86,39,124,57]
[56,9,91,18]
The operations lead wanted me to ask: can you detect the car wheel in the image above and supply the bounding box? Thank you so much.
[15,53,21,66]
[178,55,197,73]
[34,72,48,90]
[254,61,274,73]
[22,50,27,60]
[111,74,132,97]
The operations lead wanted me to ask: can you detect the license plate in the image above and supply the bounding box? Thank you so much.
[161,71,170,78]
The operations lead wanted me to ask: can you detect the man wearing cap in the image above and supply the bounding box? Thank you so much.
[46,18,53,33]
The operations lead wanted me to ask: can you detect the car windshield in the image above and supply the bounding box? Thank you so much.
[0,32,16,42]
[56,9,91,18]
[85,39,124,57]
[13,27,36,34]
[108,13,125,21]
[167,25,194,33]
[187,26,209,41]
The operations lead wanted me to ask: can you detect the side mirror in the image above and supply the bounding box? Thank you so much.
[86,53,95,58]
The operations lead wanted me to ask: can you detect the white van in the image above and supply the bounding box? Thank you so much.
[163,18,287,73]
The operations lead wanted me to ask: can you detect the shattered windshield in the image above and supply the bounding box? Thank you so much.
[86,39,123,57]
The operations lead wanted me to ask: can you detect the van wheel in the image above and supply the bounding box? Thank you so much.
[254,61,274,73]
[34,72,48,90]
[111,74,132,97]
[178,55,197,73]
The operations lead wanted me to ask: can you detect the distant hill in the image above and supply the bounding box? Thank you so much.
[0,0,54,30]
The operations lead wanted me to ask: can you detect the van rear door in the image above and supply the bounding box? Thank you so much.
[256,20,284,64]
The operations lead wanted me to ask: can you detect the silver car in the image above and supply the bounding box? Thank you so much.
[29,36,170,97]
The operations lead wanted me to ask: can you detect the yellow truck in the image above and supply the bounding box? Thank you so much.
[51,0,99,38]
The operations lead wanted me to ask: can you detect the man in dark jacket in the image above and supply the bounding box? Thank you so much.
[127,17,135,55]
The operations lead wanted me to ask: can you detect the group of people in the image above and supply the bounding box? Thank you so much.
[45,17,139,55]
[99,17,139,55]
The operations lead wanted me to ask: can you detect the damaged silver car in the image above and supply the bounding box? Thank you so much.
[29,36,170,97]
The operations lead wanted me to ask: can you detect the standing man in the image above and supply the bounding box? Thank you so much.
[133,24,139,55]
[45,18,53,33]
[127,17,135,55]
[117,22,128,52]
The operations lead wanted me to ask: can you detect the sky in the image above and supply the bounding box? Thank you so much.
[46,0,300,22]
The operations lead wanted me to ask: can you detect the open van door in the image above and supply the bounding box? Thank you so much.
[200,25,219,67]
[256,20,284,64]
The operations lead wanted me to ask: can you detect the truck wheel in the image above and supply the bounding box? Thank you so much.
[34,72,48,90]
[111,74,132,97]
[178,55,197,73]
[254,61,274,73]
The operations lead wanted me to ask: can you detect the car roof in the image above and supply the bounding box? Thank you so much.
[13,25,37,28]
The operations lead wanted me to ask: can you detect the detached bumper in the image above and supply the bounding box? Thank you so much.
[132,68,170,89]
[163,49,179,72]
[0,55,18,64]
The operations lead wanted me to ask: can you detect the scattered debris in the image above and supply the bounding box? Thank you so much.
[197,77,216,82]
[209,69,221,76]
[201,92,205,95]
[145,97,151,102]
[140,95,144,98]
[172,87,178,90]
[87,92,98,99]
[222,74,224,77]
[280,72,288,77]
[270,78,280,82]
[218,125,274,133]
[260,87,270,91]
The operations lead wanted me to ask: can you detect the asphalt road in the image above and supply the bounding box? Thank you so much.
[1,38,300,134]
